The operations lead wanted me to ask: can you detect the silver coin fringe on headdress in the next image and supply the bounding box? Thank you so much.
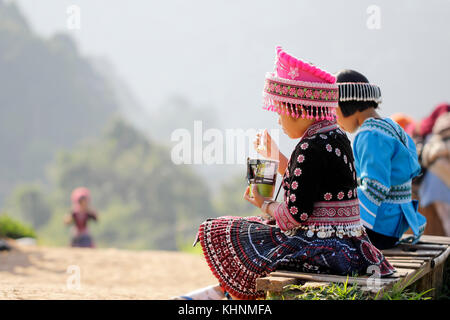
[338,82,382,104]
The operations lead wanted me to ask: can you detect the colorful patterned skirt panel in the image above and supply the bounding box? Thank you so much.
[196,216,395,299]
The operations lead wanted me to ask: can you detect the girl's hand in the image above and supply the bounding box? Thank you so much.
[243,184,265,208]
[63,214,73,225]
[253,129,280,160]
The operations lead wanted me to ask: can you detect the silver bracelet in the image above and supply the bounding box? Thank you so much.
[260,200,274,219]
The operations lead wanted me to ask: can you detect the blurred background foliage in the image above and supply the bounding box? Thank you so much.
[0,1,257,251]
[0,214,36,239]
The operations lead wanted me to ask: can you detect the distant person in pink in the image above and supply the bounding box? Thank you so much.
[64,187,98,248]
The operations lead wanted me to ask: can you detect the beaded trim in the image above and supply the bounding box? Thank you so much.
[338,82,382,104]
[262,73,339,121]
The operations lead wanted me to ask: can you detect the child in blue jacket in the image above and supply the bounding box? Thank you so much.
[335,69,426,249]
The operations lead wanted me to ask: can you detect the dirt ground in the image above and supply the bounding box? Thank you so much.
[0,242,217,300]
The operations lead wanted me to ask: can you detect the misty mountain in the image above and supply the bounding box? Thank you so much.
[12,0,449,174]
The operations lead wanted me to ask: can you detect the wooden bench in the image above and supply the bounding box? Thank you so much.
[256,235,450,299]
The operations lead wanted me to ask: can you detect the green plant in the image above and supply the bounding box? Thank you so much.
[272,275,433,300]
[0,214,36,239]
[375,270,432,300]
[7,184,52,229]
[273,277,369,300]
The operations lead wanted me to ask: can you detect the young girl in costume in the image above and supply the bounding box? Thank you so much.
[335,69,426,249]
[176,47,394,300]
[64,187,98,248]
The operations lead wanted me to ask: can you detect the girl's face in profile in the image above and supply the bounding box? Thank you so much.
[276,103,314,139]
[277,111,299,138]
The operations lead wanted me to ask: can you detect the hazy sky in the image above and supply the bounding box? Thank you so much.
[13,0,450,156]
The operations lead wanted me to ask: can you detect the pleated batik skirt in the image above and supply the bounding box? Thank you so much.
[195,216,395,299]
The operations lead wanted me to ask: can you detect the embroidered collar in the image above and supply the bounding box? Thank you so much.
[357,117,407,145]
[303,119,338,138]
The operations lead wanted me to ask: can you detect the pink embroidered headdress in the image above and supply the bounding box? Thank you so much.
[263,46,338,120]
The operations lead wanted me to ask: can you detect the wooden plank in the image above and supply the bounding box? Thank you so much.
[256,276,298,292]
[387,258,427,264]
[383,273,401,279]
[388,261,425,268]
[431,263,445,298]
[390,262,423,269]
[390,268,417,277]
[432,247,450,268]
[376,264,431,299]
[264,280,330,299]
[301,281,330,289]
[412,247,450,298]
[386,257,432,265]
[382,249,442,257]
[415,235,450,245]
[386,256,430,261]
[413,270,434,298]
[269,270,397,286]
[398,243,448,251]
